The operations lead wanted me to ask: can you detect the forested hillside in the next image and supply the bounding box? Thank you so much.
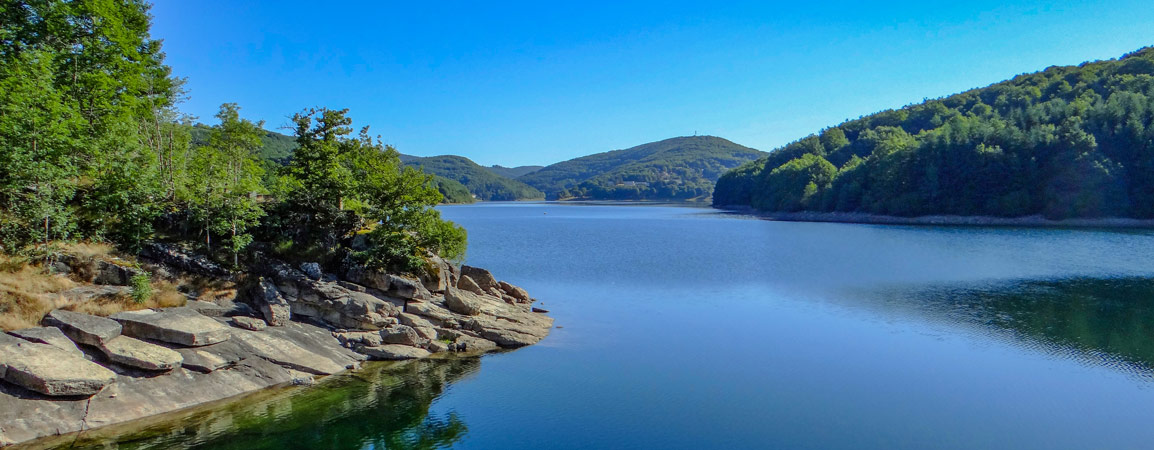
[714,47,1154,219]
[487,165,544,178]
[518,136,765,200]
[400,155,545,201]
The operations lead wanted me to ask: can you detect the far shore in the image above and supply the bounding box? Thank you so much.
[713,206,1154,229]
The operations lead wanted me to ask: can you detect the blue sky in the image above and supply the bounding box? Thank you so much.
[150,1,1154,167]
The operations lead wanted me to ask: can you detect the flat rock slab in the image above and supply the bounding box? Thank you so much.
[99,336,183,371]
[358,344,431,360]
[230,316,267,331]
[7,327,84,358]
[111,307,231,347]
[230,329,345,375]
[0,334,116,396]
[175,348,233,373]
[42,309,122,346]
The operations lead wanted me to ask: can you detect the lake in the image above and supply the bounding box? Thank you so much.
[59,203,1154,449]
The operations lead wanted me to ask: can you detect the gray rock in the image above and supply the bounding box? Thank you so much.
[335,331,383,348]
[139,243,232,279]
[445,287,483,316]
[175,348,232,373]
[230,329,346,375]
[42,309,122,346]
[498,281,532,303]
[59,285,130,303]
[111,308,231,347]
[420,255,454,293]
[93,260,143,286]
[413,326,438,341]
[357,344,431,360]
[425,340,449,353]
[299,262,323,280]
[461,265,499,293]
[387,275,432,300]
[270,265,401,330]
[230,316,268,331]
[184,300,228,317]
[251,278,291,326]
[0,334,116,396]
[380,325,424,346]
[98,335,183,371]
[452,335,499,353]
[457,275,485,295]
[7,327,84,358]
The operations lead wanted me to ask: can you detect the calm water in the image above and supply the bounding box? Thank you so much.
[55,203,1154,449]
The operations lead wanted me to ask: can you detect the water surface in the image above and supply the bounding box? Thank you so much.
[59,203,1154,449]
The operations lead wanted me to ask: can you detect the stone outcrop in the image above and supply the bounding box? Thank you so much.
[111,308,231,347]
[98,336,184,371]
[42,309,122,346]
[7,327,84,358]
[0,334,116,397]
[140,243,233,279]
[1,252,553,448]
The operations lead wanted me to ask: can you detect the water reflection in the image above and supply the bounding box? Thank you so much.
[32,357,480,450]
[860,277,1154,378]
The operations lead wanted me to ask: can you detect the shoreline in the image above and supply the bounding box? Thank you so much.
[713,206,1154,229]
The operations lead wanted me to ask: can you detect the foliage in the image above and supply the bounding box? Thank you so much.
[519,136,766,200]
[400,154,545,201]
[714,47,1154,219]
[130,272,152,304]
[486,164,544,179]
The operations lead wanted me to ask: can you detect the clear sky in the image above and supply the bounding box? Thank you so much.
[150,1,1154,167]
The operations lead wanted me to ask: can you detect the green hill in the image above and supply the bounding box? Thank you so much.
[713,46,1154,220]
[517,136,766,200]
[400,155,545,201]
[486,164,544,178]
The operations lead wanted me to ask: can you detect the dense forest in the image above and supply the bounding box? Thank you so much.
[400,155,545,201]
[714,47,1154,219]
[518,136,765,200]
[0,0,465,273]
[486,164,543,179]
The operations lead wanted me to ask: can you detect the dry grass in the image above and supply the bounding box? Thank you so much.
[0,244,206,331]
[0,254,76,330]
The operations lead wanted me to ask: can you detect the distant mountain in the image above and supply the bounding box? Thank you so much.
[517,136,766,201]
[400,155,545,201]
[191,124,297,164]
[486,164,544,179]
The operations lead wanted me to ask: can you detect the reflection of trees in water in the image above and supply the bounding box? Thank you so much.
[68,357,481,450]
[869,277,1154,376]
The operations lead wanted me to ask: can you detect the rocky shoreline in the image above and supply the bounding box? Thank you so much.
[714,206,1154,228]
[0,246,552,447]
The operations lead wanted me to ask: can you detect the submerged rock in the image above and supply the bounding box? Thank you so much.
[42,309,122,346]
[111,308,231,347]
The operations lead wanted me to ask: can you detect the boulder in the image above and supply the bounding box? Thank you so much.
[140,243,232,279]
[425,340,450,353]
[98,336,183,371]
[299,262,323,280]
[230,316,267,331]
[269,265,401,330]
[387,275,432,300]
[0,334,116,396]
[452,335,499,353]
[380,325,424,346]
[357,344,431,360]
[498,281,532,303]
[420,255,455,293]
[461,266,499,293]
[457,275,485,295]
[444,288,483,316]
[183,300,229,318]
[251,278,291,326]
[92,261,143,286]
[42,309,121,346]
[335,331,383,348]
[175,348,232,373]
[7,327,84,358]
[111,308,231,347]
[60,285,130,303]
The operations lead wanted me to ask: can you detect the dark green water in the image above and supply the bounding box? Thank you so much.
[52,203,1154,449]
